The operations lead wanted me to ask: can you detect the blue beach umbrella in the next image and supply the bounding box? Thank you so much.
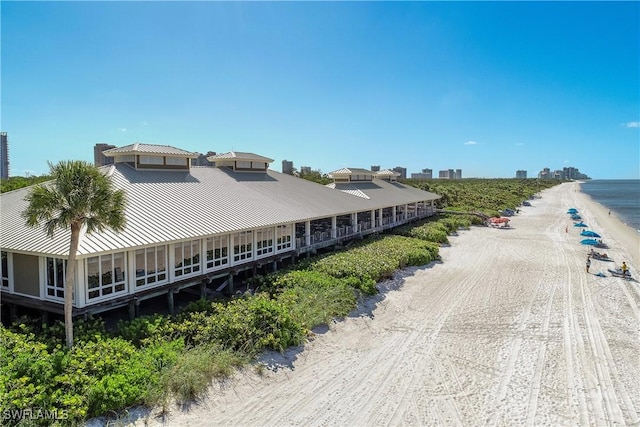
[567,208,578,214]
[571,214,582,220]
[580,230,601,238]
[581,239,599,245]
[574,222,588,227]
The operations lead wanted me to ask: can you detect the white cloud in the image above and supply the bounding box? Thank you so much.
[118,128,127,132]
[464,140,478,146]
[563,160,570,164]
[624,121,640,128]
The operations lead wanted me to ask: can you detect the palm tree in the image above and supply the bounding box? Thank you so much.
[23,160,126,347]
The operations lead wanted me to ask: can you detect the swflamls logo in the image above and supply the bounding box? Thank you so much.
[1,408,69,421]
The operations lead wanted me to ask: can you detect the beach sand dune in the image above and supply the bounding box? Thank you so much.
[138,182,640,427]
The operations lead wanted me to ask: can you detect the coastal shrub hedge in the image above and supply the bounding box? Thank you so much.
[309,235,439,293]
[0,328,183,423]
[406,178,560,213]
[271,270,358,328]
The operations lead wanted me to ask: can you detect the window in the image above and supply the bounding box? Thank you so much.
[276,225,293,251]
[166,157,187,165]
[139,156,164,165]
[256,228,274,257]
[1,251,10,289]
[86,253,126,300]
[46,257,66,299]
[115,155,135,163]
[236,161,252,169]
[206,236,229,270]
[135,246,167,288]
[233,231,253,262]
[174,240,201,277]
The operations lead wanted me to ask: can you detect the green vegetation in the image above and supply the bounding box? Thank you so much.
[297,168,332,185]
[0,178,561,425]
[404,178,561,217]
[1,175,51,193]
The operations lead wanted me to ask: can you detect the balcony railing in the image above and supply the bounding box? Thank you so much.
[295,206,436,250]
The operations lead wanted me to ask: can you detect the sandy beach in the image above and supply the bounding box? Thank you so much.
[132,181,640,427]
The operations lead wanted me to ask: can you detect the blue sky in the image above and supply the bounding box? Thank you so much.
[2,1,638,179]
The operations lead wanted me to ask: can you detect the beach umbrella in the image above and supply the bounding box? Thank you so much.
[567,208,578,214]
[490,217,509,223]
[580,230,601,238]
[581,239,599,245]
[574,222,588,227]
[571,214,582,220]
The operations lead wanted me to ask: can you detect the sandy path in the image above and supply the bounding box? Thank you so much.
[137,182,640,427]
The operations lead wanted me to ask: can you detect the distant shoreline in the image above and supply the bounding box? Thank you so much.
[572,182,640,265]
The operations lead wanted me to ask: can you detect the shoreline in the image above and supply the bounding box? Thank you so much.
[573,182,639,267]
[110,181,640,427]
[578,179,640,233]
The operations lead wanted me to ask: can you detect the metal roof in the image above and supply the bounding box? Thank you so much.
[208,151,274,163]
[1,164,439,258]
[376,169,401,177]
[328,167,373,176]
[103,143,198,158]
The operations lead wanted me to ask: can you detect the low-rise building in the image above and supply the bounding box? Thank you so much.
[1,143,440,319]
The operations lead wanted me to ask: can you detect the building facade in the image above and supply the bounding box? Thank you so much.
[192,151,217,166]
[1,144,440,318]
[0,132,9,179]
[516,170,527,179]
[411,168,433,180]
[93,143,116,167]
[282,160,294,175]
[392,166,407,179]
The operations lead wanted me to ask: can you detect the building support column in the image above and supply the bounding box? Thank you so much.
[128,300,136,320]
[272,261,278,272]
[200,279,207,299]
[392,206,397,224]
[41,310,50,327]
[168,289,175,316]
[228,273,234,294]
[370,210,375,229]
[305,221,311,247]
[331,216,337,239]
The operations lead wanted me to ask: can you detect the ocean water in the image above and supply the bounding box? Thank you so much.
[580,179,640,232]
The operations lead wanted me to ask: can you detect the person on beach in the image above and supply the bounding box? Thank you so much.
[621,261,629,276]
[586,257,591,273]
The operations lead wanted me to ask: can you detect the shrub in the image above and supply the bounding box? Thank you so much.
[159,344,245,404]
[272,270,358,328]
[116,314,171,347]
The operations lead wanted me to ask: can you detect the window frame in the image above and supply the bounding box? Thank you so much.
[206,235,229,270]
[86,252,127,301]
[135,245,168,288]
[174,239,201,278]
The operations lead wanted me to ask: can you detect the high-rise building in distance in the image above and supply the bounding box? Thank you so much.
[0,132,9,179]
[516,170,527,179]
[192,151,217,166]
[411,168,432,179]
[392,166,407,179]
[282,160,294,175]
[94,143,116,167]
